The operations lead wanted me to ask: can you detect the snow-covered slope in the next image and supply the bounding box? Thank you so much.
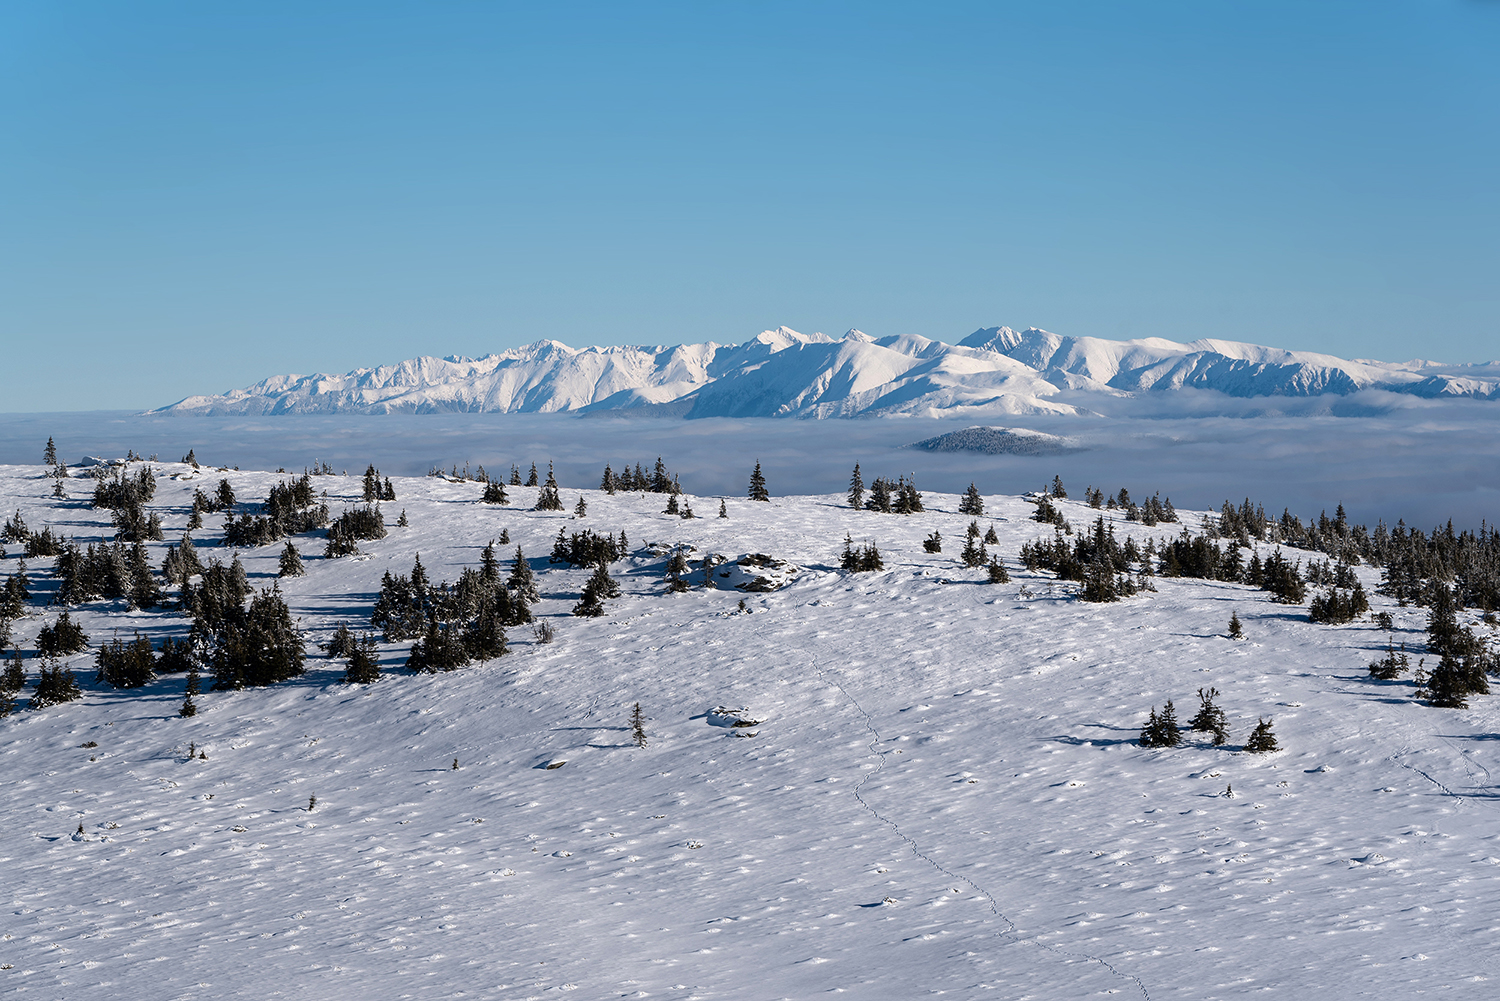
[4,458,1500,998]
[151,326,1500,418]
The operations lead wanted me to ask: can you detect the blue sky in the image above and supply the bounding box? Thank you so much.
[2,1,1497,411]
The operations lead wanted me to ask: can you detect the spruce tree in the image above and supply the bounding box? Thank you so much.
[959,483,984,516]
[482,481,509,504]
[748,462,769,502]
[179,663,201,716]
[631,702,647,747]
[848,464,865,509]
[987,555,1010,583]
[31,658,81,709]
[1188,687,1229,745]
[509,547,540,604]
[1051,475,1067,499]
[601,464,616,494]
[666,547,691,592]
[278,541,305,578]
[1228,611,1244,639]
[984,524,999,545]
[574,495,588,518]
[52,478,65,500]
[1244,717,1280,753]
[526,463,539,487]
[2,647,23,693]
[45,437,57,466]
[718,498,727,519]
[343,633,381,684]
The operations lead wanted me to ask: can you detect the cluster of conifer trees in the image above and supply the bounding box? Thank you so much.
[370,544,527,672]
[845,464,921,513]
[601,458,678,494]
[222,474,330,548]
[1139,688,1277,752]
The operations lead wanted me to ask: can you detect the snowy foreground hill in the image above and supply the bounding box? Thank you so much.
[150,325,1500,418]
[3,458,1500,999]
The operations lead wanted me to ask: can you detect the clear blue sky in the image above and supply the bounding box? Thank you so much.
[2,1,1497,412]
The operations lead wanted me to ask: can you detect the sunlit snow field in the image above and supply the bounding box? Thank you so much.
[2,411,1500,998]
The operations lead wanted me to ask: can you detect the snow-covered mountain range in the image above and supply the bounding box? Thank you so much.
[152,326,1500,417]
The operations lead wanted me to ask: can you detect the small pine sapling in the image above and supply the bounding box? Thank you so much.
[1228,611,1244,640]
[1244,717,1279,753]
[922,531,942,554]
[179,663,201,717]
[631,702,647,748]
[308,794,317,812]
[983,524,998,545]
[574,495,587,517]
[397,508,409,527]
[718,498,727,519]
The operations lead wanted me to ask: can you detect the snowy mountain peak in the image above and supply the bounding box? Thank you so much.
[151,325,1500,418]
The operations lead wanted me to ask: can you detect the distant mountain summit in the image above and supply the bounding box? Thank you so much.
[152,326,1500,418]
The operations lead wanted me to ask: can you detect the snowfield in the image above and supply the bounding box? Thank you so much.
[3,458,1499,999]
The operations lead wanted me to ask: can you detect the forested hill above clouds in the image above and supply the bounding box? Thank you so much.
[151,325,1500,418]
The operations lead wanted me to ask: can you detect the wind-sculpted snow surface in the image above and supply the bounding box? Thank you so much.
[150,325,1500,418]
[4,460,1500,998]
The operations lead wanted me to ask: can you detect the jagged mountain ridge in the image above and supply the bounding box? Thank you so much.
[152,326,1500,417]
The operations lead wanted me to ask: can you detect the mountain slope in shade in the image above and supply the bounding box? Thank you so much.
[152,326,1500,417]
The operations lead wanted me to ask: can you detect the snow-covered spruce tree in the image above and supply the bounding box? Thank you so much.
[575,495,588,518]
[663,492,680,515]
[343,633,381,684]
[397,508,408,527]
[215,478,236,511]
[44,437,56,466]
[1188,687,1229,745]
[666,547,691,593]
[631,702,647,748]
[1228,611,1244,639]
[52,478,65,500]
[858,541,884,572]
[987,555,1010,583]
[1244,717,1279,753]
[848,464,865,509]
[572,566,610,617]
[533,470,564,512]
[1051,475,1067,499]
[405,616,471,673]
[179,663,200,717]
[325,622,358,659]
[209,585,307,690]
[1140,700,1181,748]
[960,534,984,569]
[508,546,540,613]
[601,464,616,494]
[718,498,727,519]
[36,611,89,657]
[30,658,81,709]
[2,648,23,693]
[482,480,509,504]
[748,462,769,502]
[984,524,999,545]
[362,464,380,502]
[894,477,924,514]
[278,541,305,578]
[1368,640,1410,681]
[525,463,539,487]
[959,483,984,516]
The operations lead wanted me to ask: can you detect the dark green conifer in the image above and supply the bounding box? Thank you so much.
[959,483,984,516]
[1244,717,1280,753]
[748,462,769,502]
[179,663,201,716]
[848,464,864,509]
[278,541,305,578]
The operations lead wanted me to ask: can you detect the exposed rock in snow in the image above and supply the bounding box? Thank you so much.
[717,553,799,592]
